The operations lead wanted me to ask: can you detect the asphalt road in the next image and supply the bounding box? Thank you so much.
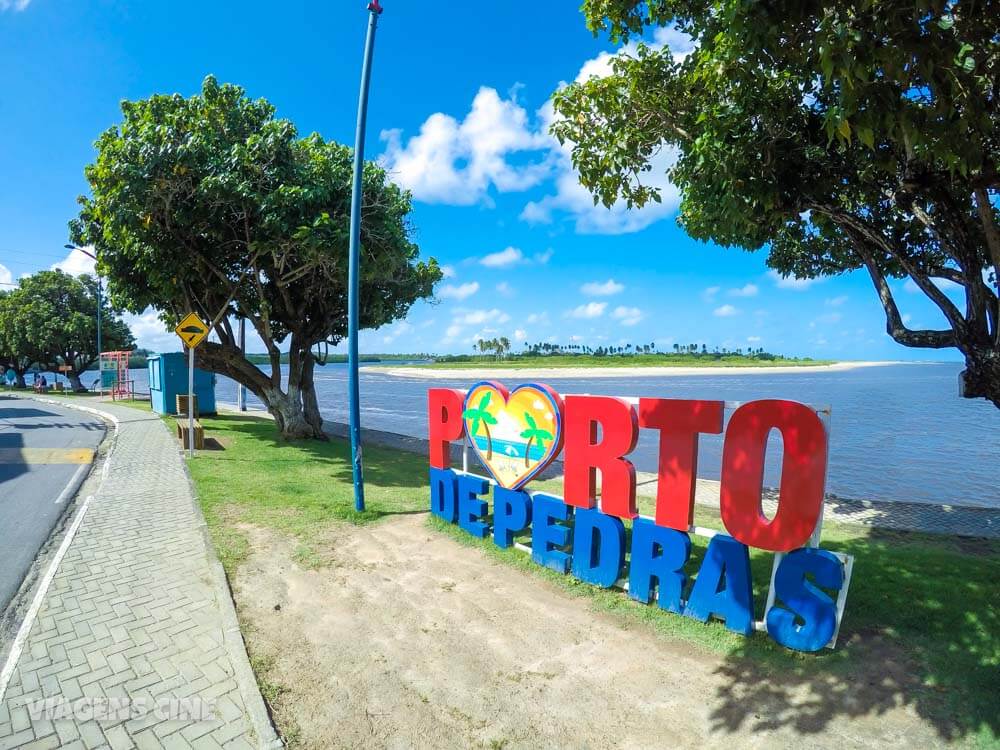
[0,396,105,612]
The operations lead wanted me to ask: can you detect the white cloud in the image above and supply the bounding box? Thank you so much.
[713,304,740,317]
[533,248,553,264]
[518,29,693,235]
[526,312,549,325]
[747,336,762,343]
[440,264,456,279]
[611,306,643,326]
[826,295,848,306]
[478,246,551,268]
[768,270,819,290]
[495,281,514,296]
[521,135,680,235]
[513,328,527,341]
[480,246,523,268]
[51,247,96,277]
[702,286,721,301]
[728,283,758,298]
[0,0,31,11]
[124,308,175,352]
[437,281,479,301]
[456,308,510,326]
[568,302,607,319]
[381,321,413,344]
[0,263,12,286]
[581,279,624,296]
[380,87,550,205]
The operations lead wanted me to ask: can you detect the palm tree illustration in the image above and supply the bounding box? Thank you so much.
[519,412,554,467]
[463,392,498,460]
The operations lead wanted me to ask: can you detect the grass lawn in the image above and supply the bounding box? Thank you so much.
[419,354,836,369]
[179,412,998,748]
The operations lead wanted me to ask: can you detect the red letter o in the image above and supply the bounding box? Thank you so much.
[720,400,827,552]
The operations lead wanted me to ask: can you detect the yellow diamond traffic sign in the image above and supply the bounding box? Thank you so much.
[175,312,209,349]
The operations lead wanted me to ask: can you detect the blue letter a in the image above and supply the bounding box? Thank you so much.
[684,534,754,635]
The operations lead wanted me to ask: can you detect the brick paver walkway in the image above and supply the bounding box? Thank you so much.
[0,399,276,749]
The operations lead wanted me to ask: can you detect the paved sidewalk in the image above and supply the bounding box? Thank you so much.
[0,399,278,749]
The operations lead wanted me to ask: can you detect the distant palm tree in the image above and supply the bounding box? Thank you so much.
[463,391,498,459]
[519,412,554,467]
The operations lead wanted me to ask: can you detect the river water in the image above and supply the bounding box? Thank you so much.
[60,361,998,509]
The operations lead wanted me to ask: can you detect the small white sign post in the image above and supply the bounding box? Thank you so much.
[174,312,210,458]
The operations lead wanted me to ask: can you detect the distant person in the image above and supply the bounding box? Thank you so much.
[33,374,48,393]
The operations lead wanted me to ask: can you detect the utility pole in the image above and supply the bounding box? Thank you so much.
[346,0,383,512]
[238,318,246,411]
[66,244,102,393]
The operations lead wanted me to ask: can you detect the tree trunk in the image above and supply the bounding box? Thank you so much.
[68,372,86,392]
[264,388,324,440]
[14,372,26,388]
[300,355,326,439]
[196,341,328,441]
[959,349,1000,408]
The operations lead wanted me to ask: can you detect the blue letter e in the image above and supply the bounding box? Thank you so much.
[766,548,844,653]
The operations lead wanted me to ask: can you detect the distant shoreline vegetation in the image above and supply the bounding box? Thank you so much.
[422,353,833,369]
[426,341,832,368]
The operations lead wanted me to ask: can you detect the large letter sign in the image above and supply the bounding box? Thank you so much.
[428,383,854,653]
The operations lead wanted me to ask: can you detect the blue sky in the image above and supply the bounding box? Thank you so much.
[0,0,961,360]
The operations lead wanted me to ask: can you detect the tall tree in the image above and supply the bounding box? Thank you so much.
[71,77,441,438]
[0,290,36,388]
[0,272,133,391]
[553,0,1000,407]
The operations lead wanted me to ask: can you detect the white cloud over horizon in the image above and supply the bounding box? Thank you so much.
[51,247,96,277]
[480,246,523,268]
[611,305,643,326]
[567,302,607,319]
[380,87,550,206]
[581,279,624,296]
[437,281,479,301]
[380,28,695,236]
[0,0,31,11]
[768,270,820,290]
[729,283,758,297]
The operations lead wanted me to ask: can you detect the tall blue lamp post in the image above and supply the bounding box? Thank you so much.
[347,0,383,512]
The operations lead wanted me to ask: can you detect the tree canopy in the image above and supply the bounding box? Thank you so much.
[71,76,441,437]
[0,270,133,390]
[552,0,1000,407]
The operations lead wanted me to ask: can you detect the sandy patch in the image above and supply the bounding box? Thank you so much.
[369,361,909,380]
[232,515,946,750]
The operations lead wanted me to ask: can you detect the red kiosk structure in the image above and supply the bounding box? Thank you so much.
[99,351,132,400]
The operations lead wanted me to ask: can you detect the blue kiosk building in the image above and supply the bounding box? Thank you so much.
[147,352,217,415]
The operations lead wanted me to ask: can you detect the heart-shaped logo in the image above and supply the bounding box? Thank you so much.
[462,381,564,490]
